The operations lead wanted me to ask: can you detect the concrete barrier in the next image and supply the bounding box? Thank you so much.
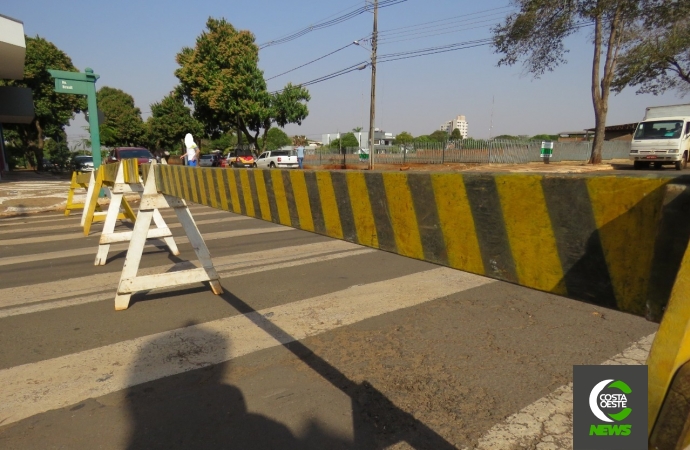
[153,166,690,320]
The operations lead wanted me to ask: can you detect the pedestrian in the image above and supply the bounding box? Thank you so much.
[181,133,200,166]
[296,144,305,169]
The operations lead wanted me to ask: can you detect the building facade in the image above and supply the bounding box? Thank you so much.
[440,115,468,138]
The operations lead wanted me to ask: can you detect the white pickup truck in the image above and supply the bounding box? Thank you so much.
[631,103,690,170]
[256,150,299,169]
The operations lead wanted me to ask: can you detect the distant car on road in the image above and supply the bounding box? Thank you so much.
[105,147,154,165]
[72,155,94,172]
[256,150,299,169]
[199,153,222,167]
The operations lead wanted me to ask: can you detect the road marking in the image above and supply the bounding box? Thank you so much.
[0,267,493,426]
[0,216,252,244]
[0,226,292,267]
[0,241,372,316]
[0,209,232,234]
[0,205,212,224]
[469,333,655,450]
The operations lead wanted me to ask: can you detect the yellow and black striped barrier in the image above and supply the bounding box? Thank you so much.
[147,164,690,438]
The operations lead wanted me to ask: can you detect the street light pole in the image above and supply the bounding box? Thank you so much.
[368,0,378,170]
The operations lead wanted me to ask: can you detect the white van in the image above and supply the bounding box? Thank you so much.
[631,104,690,170]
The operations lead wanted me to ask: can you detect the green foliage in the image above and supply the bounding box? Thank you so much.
[429,130,449,142]
[450,128,462,140]
[0,36,85,169]
[209,132,238,152]
[395,131,414,145]
[147,93,204,153]
[530,134,559,141]
[329,132,360,149]
[97,86,145,147]
[44,137,71,170]
[613,1,690,96]
[414,135,432,142]
[260,127,292,151]
[494,134,521,140]
[175,18,310,150]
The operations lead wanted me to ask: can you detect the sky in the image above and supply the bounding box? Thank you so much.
[3,0,686,146]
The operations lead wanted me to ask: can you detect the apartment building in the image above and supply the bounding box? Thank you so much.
[439,115,468,138]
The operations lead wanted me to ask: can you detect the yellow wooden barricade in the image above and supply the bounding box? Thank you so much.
[82,165,137,235]
[64,171,100,216]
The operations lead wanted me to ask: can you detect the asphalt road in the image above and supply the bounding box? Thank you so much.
[0,200,658,449]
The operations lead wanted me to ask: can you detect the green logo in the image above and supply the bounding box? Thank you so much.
[589,379,632,436]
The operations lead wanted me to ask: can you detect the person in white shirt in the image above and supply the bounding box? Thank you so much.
[180,133,200,166]
[296,145,305,169]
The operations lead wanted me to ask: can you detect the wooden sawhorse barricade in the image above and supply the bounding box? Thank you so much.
[64,171,100,217]
[92,160,179,266]
[96,160,222,310]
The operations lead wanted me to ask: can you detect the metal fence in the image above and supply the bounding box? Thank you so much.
[305,139,631,166]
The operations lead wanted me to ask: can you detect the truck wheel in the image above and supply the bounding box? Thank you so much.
[633,161,641,170]
[252,163,257,168]
[269,162,276,168]
[230,162,235,168]
[676,153,688,170]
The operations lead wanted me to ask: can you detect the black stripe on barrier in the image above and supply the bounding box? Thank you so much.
[365,173,397,253]
[330,172,357,243]
[281,171,301,229]
[542,177,617,308]
[408,173,448,266]
[247,171,262,218]
[463,174,518,283]
[263,171,281,224]
[304,172,327,235]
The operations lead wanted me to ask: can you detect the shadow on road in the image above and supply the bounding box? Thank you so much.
[123,289,457,449]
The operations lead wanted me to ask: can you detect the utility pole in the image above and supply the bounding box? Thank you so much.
[368,0,378,170]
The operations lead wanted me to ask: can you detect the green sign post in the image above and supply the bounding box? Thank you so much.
[47,68,102,168]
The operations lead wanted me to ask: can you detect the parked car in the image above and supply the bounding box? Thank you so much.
[224,148,256,168]
[255,150,299,169]
[199,153,221,167]
[72,155,94,172]
[105,147,155,165]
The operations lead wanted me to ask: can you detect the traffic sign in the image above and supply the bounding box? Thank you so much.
[54,79,89,96]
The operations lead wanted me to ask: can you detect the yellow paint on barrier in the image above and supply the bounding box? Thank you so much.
[253,170,272,221]
[346,172,378,248]
[226,170,242,214]
[173,166,183,199]
[382,173,423,259]
[289,171,314,232]
[188,168,200,204]
[647,240,690,434]
[215,170,229,212]
[239,170,256,217]
[180,166,192,201]
[430,173,483,275]
[315,171,343,239]
[270,170,292,226]
[205,169,219,210]
[495,174,566,294]
[587,177,667,315]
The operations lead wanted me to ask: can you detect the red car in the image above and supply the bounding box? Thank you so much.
[106,147,155,165]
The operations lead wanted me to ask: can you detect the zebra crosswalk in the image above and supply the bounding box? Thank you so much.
[0,202,658,449]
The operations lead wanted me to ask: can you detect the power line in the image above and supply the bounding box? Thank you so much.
[376,6,515,37]
[259,0,407,49]
[266,42,358,81]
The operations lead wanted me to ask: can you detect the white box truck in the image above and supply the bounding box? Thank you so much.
[631,103,690,170]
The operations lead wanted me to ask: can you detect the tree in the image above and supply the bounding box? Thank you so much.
[450,128,462,140]
[209,132,238,152]
[44,135,71,170]
[0,36,84,169]
[531,134,559,141]
[612,0,690,96]
[494,134,521,140]
[175,18,310,151]
[493,0,639,163]
[329,132,359,149]
[261,127,291,151]
[414,135,432,142]
[395,131,414,146]
[97,86,145,147]
[429,130,449,142]
[147,93,204,154]
[352,126,363,132]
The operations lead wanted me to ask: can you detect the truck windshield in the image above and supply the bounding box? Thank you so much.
[120,149,153,158]
[634,120,683,140]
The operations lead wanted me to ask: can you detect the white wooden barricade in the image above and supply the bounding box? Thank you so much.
[114,162,223,310]
[95,161,179,265]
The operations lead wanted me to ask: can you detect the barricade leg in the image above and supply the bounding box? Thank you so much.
[64,172,78,216]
